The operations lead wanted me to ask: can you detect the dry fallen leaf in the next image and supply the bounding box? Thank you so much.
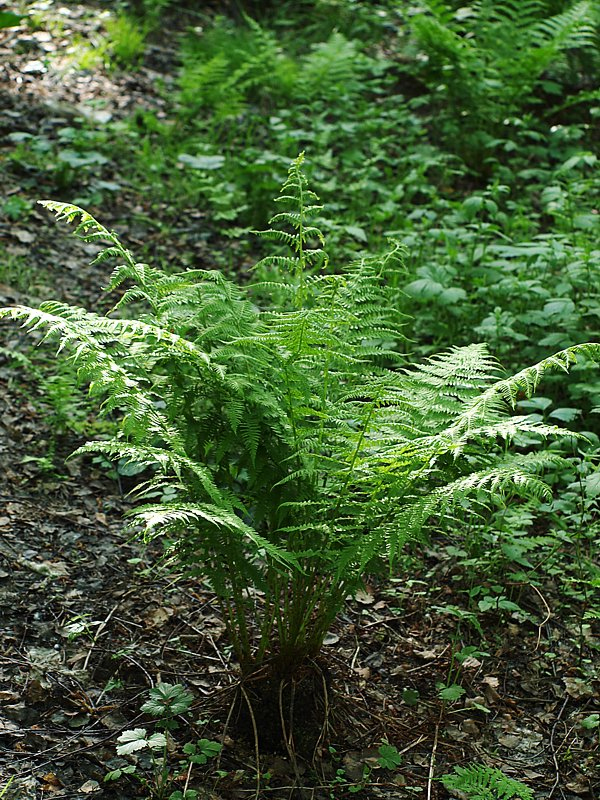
[563,676,595,699]
[565,777,590,795]
[12,229,35,244]
[143,606,174,629]
[481,676,501,703]
[78,780,101,794]
[355,587,375,605]
[19,558,69,578]
[354,666,371,680]
[461,656,482,668]
[414,648,438,660]
[461,718,480,736]
[498,734,521,748]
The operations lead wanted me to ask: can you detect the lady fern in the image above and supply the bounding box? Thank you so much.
[1,154,599,683]
[441,763,534,800]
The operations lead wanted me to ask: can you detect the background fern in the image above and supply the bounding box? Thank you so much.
[411,0,599,160]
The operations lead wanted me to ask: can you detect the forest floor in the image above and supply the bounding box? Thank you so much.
[0,4,598,799]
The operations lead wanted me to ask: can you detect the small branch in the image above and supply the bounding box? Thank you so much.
[548,696,569,798]
[426,711,442,800]
[240,684,261,800]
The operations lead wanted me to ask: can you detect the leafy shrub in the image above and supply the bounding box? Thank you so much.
[1,156,598,687]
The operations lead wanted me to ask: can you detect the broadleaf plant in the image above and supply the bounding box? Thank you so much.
[1,154,598,685]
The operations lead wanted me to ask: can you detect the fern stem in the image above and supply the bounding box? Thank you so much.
[333,399,377,518]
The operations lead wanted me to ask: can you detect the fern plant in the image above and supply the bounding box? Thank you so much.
[1,155,598,689]
[441,763,534,800]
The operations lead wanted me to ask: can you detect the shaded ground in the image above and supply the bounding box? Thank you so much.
[0,4,598,799]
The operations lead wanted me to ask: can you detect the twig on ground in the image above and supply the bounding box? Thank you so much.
[548,696,569,799]
[426,711,442,800]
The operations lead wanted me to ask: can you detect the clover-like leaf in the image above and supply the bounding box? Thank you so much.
[197,738,222,758]
[141,683,194,718]
[438,684,466,702]
[147,732,168,750]
[377,743,402,770]
[117,728,149,755]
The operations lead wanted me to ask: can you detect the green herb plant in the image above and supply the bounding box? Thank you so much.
[2,155,599,746]
[105,682,221,800]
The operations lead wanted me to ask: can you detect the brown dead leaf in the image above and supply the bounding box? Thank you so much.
[354,666,371,680]
[355,587,375,605]
[445,724,468,741]
[12,229,35,244]
[481,676,501,703]
[19,558,69,578]
[0,717,20,732]
[461,656,482,668]
[498,734,521,748]
[461,718,480,736]
[78,781,101,794]
[563,676,595,699]
[42,773,62,788]
[565,777,590,795]
[144,606,174,629]
[25,679,49,703]
[414,648,439,660]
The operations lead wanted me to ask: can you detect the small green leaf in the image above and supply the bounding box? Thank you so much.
[116,727,149,755]
[345,225,368,243]
[581,714,600,730]
[197,738,222,757]
[147,732,167,750]
[141,683,194,717]
[377,743,402,769]
[401,688,420,706]
[438,684,466,702]
[0,11,23,28]
[584,471,600,498]
[178,153,225,170]
[548,407,580,423]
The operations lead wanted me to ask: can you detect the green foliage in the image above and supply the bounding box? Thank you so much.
[441,763,534,800]
[1,157,598,678]
[106,682,220,799]
[141,683,194,724]
[0,11,23,29]
[377,743,402,769]
[410,0,599,160]
[104,13,148,68]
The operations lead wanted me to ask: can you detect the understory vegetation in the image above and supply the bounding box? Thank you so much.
[0,1,599,798]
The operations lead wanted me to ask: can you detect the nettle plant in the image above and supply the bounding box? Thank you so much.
[1,155,598,713]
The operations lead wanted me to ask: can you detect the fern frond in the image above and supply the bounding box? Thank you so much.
[441,763,534,800]
[462,343,600,426]
[132,503,298,569]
